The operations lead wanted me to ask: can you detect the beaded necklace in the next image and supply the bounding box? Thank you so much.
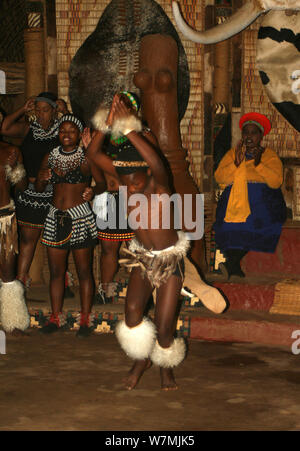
[48,146,85,173]
[31,119,59,141]
[110,134,128,146]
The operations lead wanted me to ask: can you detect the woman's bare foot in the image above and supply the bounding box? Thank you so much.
[160,367,178,391]
[123,359,152,390]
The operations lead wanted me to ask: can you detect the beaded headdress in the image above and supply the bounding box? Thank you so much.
[58,114,84,133]
[35,91,58,109]
[112,142,149,175]
[120,91,140,112]
[239,112,271,136]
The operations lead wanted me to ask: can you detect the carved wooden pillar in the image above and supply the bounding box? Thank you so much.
[134,34,207,272]
[24,11,45,97]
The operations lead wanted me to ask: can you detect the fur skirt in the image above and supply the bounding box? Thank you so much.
[0,200,18,259]
[120,231,190,288]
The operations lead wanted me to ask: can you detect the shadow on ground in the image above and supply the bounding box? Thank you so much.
[1,329,300,431]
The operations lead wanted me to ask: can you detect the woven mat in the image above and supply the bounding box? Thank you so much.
[270,279,300,316]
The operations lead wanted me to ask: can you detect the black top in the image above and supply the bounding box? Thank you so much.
[20,122,60,178]
[50,166,91,185]
[48,146,91,185]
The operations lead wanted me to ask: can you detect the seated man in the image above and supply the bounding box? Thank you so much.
[213,112,286,279]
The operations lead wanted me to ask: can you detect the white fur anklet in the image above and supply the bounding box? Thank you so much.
[92,108,111,133]
[0,280,30,332]
[115,317,156,360]
[111,115,142,138]
[150,338,186,368]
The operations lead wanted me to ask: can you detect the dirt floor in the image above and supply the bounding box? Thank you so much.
[1,327,300,432]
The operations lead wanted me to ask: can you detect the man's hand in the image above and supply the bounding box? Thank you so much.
[234,140,246,167]
[106,94,120,127]
[82,187,94,202]
[114,96,132,120]
[252,146,264,167]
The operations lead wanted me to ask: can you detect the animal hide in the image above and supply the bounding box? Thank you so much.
[257,11,300,132]
[69,0,190,126]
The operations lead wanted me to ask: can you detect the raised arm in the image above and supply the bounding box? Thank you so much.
[84,127,117,177]
[113,98,168,187]
[1,98,34,139]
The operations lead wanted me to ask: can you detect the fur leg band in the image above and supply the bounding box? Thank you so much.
[150,338,186,368]
[0,280,30,332]
[115,317,156,360]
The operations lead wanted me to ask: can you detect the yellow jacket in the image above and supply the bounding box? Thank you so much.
[215,148,283,223]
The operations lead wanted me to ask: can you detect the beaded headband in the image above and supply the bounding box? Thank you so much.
[112,160,149,168]
[35,96,58,109]
[242,120,265,134]
[120,91,139,112]
[58,114,84,132]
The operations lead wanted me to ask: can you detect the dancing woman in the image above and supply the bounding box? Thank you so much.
[35,114,98,337]
[1,92,68,287]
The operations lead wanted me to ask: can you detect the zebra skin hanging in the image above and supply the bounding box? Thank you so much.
[257,11,300,133]
[172,2,300,133]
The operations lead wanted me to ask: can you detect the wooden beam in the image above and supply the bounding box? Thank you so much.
[0,63,25,95]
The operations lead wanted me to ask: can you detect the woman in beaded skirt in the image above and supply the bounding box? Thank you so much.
[1,92,69,287]
[35,114,98,338]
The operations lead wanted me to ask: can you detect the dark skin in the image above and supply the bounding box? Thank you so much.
[35,121,99,317]
[235,123,264,167]
[82,94,158,294]
[87,95,183,390]
[0,141,27,283]
[0,97,69,286]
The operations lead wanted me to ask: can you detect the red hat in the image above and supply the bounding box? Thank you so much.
[239,112,271,136]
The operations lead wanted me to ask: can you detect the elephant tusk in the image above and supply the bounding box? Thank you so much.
[172,1,300,44]
[172,1,265,44]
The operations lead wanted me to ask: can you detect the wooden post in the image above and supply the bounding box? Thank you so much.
[24,9,46,285]
[24,24,45,97]
[0,63,25,95]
